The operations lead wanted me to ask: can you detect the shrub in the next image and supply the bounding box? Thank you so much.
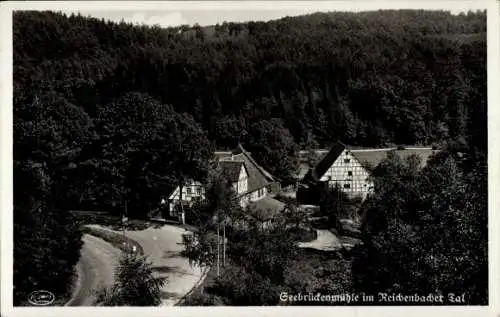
[181,291,224,306]
[95,252,166,306]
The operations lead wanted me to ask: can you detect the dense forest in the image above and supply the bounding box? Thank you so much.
[13,10,486,305]
[14,10,486,181]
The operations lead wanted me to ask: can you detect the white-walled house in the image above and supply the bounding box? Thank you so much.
[302,141,437,200]
[166,181,206,212]
[163,144,282,223]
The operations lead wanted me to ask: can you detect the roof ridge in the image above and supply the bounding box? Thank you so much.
[350,148,397,152]
[233,144,277,182]
[312,140,346,180]
[350,147,435,152]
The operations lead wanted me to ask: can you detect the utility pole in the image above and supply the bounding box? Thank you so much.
[223,218,226,267]
[124,200,128,236]
[122,198,129,252]
[216,211,220,277]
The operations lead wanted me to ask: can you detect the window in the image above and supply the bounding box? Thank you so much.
[344,158,350,163]
[344,183,351,189]
[196,187,202,195]
[347,171,353,176]
[186,188,192,195]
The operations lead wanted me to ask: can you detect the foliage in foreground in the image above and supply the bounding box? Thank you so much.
[95,252,166,306]
[13,94,86,305]
[352,147,487,304]
[318,184,361,233]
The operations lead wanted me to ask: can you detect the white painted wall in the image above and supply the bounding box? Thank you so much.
[319,149,374,197]
[237,166,248,194]
[166,165,270,215]
[168,181,205,202]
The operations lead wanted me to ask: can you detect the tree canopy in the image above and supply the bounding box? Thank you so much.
[12,9,487,306]
[352,144,487,304]
[14,10,485,151]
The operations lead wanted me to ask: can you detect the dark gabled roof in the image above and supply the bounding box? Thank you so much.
[310,141,346,181]
[302,142,437,183]
[231,153,268,193]
[216,144,275,193]
[232,144,276,182]
[167,144,276,198]
[219,160,245,182]
[351,148,438,171]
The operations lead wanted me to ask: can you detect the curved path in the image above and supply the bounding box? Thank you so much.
[298,229,342,251]
[66,234,121,306]
[87,224,205,306]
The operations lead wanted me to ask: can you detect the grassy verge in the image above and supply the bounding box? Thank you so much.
[81,226,144,255]
[72,210,163,231]
[148,217,199,233]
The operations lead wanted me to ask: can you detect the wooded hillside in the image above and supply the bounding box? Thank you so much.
[12,10,487,305]
[14,10,485,149]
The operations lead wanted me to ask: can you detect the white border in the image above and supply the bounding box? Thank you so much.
[0,0,492,12]
[488,0,500,315]
[1,1,498,317]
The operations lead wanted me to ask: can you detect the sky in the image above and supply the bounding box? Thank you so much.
[48,1,488,28]
[61,10,322,27]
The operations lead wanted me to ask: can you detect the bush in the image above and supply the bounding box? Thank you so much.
[212,266,280,305]
[95,252,166,306]
[287,227,317,243]
[181,291,224,306]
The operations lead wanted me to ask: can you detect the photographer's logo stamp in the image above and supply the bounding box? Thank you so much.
[27,290,55,306]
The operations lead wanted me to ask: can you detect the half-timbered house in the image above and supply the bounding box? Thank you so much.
[163,144,283,223]
[301,141,437,200]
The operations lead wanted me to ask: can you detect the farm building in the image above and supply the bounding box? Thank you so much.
[300,141,438,201]
[164,144,282,223]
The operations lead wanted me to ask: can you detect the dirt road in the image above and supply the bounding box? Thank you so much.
[86,224,205,306]
[66,234,121,306]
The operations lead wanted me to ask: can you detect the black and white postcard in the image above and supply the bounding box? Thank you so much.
[1,1,498,317]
